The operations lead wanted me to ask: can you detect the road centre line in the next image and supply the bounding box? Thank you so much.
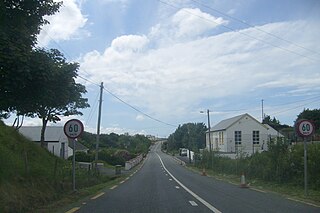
[91,192,105,200]
[156,153,222,213]
[189,201,198,206]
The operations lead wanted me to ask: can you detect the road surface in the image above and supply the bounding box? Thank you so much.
[67,142,319,213]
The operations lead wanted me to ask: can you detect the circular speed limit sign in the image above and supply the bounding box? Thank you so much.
[296,119,315,137]
[64,119,84,139]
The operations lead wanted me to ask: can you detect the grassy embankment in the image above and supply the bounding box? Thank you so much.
[0,121,117,212]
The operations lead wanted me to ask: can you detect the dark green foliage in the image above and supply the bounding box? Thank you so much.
[296,108,320,134]
[0,122,112,212]
[263,115,291,131]
[78,132,151,166]
[79,132,151,155]
[74,151,94,162]
[198,138,320,190]
[167,123,206,152]
[0,0,61,114]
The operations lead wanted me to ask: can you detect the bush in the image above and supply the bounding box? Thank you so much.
[198,139,320,189]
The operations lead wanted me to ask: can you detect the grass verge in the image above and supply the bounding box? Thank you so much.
[188,165,320,206]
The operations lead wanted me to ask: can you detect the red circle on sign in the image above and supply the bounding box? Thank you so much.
[296,119,315,138]
[64,119,84,139]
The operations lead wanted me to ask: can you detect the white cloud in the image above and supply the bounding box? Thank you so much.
[136,114,145,121]
[110,35,149,53]
[37,0,88,46]
[150,8,227,45]
[80,8,320,122]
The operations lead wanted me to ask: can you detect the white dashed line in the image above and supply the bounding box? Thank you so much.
[175,186,180,189]
[156,153,221,213]
[189,201,198,206]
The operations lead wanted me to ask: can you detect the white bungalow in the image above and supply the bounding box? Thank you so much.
[206,113,283,157]
[19,126,88,159]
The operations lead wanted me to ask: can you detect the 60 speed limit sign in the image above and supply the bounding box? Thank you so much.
[296,119,315,137]
[64,119,84,139]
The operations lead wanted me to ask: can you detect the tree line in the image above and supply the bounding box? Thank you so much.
[0,1,89,147]
[76,132,152,166]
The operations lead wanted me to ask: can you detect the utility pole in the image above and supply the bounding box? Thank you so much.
[207,109,212,152]
[95,82,103,162]
[261,99,264,123]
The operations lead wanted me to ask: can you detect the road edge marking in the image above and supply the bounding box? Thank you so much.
[287,198,320,208]
[91,192,105,200]
[65,207,80,213]
[156,153,221,213]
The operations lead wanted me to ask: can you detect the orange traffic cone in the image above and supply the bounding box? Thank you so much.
[240,172,248,188]
[201,167,207,176]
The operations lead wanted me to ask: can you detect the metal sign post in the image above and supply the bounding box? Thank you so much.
[64,119,84,192]
[295,119,315,197]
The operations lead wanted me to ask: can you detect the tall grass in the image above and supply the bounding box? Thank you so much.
[197,139,320,190]
[0,121,112,212]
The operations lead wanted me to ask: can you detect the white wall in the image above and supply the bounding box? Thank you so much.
[206,114,269,156]
[227,115,268,155]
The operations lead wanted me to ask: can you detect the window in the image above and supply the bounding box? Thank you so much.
[253,131,259,144]
[235,131,241,144]
[219,132,224,145]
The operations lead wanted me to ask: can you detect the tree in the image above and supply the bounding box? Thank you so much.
[296,108,320,134]
[14,48,89,147]
[263,114,290,131]
[167,123,206,152]
[0,0,61,115]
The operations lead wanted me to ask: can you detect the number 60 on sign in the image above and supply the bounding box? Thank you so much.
[296,120,315,137]
[64,119,84,139]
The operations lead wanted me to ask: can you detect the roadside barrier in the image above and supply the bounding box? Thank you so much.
[125,154,143,170]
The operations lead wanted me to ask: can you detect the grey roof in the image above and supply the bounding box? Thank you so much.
[210,113,266,132]
[68,140,89,151]
[19,126,67,142]
[211,114,246,132]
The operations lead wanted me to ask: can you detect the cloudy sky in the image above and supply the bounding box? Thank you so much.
[11,0,320,137]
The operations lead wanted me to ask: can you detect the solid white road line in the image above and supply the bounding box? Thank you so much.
[189,201,198,206]
[250,188,266,193]
[287,198,320,208]
[156,153,222,213]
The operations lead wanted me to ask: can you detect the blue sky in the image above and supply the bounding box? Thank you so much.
[6,0,320,137]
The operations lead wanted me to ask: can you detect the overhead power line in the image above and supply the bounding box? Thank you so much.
[157,0,318,62]
[190,0,320,57]
[102,86,177,127]
[77,75,177,128]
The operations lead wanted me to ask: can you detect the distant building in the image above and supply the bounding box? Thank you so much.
[19,126,88,159]
[68,139,89,157]
[206,113,283,158]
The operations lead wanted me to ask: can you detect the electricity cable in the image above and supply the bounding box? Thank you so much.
[157,0,318,62]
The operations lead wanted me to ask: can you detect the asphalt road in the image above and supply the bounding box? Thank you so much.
[69,142,319,213]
